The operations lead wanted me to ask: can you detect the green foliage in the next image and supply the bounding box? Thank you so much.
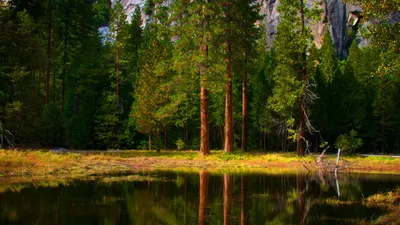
[40,103,63,146]
[268,0,315,143]
[138,140,148,150]
[175,138,185,150]
[1,0,400,154]
[335,130,363,152]
[144,0,154,15]
[94,94,122,149]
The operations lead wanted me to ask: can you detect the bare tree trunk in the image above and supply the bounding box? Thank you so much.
[149,134,152,151]
[241,72,248,152]
[224,1,233,153]
[200,0,209,156]
[296,0,307,157]
[45,0,52,105]
[224,174,232,225]
[199,170,209,225]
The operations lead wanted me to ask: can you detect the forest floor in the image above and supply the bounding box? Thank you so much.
[1,149,400,180]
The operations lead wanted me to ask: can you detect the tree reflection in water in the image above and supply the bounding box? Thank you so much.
[199,170,209,225]
[0,172,398,224]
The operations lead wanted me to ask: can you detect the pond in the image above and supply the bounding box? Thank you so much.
[1,171,399,225]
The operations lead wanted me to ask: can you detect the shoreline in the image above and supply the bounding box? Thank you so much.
[1,149,399,182]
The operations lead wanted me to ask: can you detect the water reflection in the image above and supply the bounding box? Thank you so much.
[199,170,209,225]
[0,172,399,225]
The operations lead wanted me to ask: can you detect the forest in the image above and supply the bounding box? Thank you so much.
[0,0,399,155]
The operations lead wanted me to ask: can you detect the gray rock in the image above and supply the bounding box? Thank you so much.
[257,0,376,59]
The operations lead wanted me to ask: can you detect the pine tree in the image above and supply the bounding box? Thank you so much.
[131,4,174,150]
[170,0,224,155]
[269,0,318,155]
[108,1,127,106]
[233,0,260,152]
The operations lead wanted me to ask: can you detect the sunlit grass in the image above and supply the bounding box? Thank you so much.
[365,186,400,205]
[103,149,316,162]
[1,149,399,182]
[0,149,130,178]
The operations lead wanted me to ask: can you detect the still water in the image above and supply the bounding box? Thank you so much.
[1,171,399,225]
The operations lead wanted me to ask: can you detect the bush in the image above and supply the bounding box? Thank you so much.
[335,130,363,152]
[175,138,185,150]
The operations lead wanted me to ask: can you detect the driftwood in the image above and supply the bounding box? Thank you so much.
[302,146,356,173]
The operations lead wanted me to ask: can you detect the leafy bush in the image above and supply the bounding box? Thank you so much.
[335,130,363,152]
[175,138,185,150]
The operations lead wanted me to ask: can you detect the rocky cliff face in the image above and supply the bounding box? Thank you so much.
[112,0,146,23]
[115,0,398,59]
[258,0,364,59]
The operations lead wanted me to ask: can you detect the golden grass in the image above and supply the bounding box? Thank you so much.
[1,149,399,182]
[364,186,400,206]
[361,187,400,225]
[0,149,130,178]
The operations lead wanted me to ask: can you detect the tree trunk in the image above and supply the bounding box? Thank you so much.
[200,64,209,155]
[264,130,267,151]
[220,125,224,149]
[296,0,307,157]
[199,1,209,156]
[45,0,52,105]
[116,44,120,106]
[261,130,263,150]
[241,175,246,225]
[149,134,152,151]
[241,72,247,152]
[199,170,209,225]
[61,0,69,113]
[224,2,233,153]
[164,127,167,150]
[268,132,271,150]
[185,121,188,149]
[224,174,232,225]
[297,96,306,156]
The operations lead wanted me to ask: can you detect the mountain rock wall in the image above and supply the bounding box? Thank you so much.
[258,0,363,59]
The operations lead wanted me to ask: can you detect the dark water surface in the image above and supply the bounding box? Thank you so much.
[1,171,399,225]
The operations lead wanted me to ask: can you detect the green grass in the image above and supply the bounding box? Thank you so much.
[103,149,316,162]
[1,149,399,181]
[0,149,130,178]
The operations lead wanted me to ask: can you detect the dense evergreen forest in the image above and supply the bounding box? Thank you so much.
[0,0,399,154]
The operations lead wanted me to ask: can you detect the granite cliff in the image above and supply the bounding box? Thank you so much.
[114,0,398,59]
